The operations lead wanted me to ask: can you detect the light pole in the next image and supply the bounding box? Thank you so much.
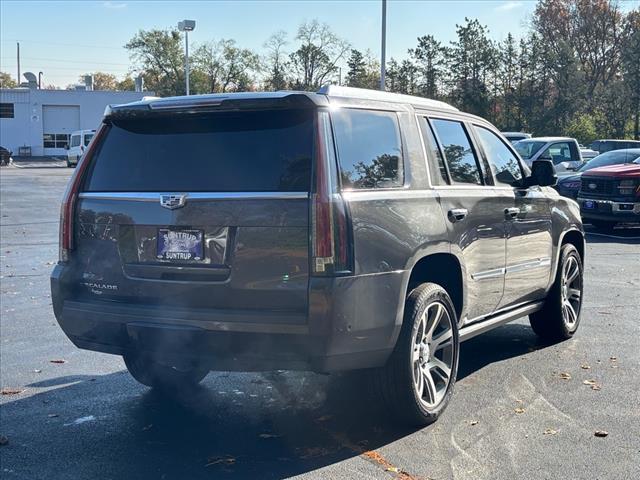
[178,20,196,95]
[380,0,387,91]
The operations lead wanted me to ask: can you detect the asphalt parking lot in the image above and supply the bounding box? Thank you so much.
[1,166,639,480]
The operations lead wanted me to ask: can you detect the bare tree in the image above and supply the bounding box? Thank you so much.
[289,20,350,90]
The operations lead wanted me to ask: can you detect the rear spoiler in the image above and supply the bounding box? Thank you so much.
[104,92,327,118]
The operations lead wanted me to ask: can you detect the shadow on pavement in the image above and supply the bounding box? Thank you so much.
[1,323,553,479]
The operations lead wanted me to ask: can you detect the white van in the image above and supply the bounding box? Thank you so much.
[66,129,96,167]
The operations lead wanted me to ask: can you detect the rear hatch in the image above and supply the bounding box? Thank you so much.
[71,108,314,321]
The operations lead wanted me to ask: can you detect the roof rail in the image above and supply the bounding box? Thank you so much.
[317,85,458,111]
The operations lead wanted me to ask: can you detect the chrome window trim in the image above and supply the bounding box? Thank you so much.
[78,192,309,201]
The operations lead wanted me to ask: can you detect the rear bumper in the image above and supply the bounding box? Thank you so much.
[51,265,405,372]
[577,196,640,223]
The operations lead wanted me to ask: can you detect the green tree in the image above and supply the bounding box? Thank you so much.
[409,35,445,99]
[446,18,496,118]
[621,9,640,139]
[192,39,259,93]
[116,76,136,91]
[564,113,598,145]
[79,72,117,90]
[0,71,17,88]
[345,49,379,88]
[125,28,185,96]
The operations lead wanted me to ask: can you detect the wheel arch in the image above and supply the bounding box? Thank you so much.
[405,253,465,321]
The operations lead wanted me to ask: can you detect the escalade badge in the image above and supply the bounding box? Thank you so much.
[160,194,187,209]
[588,183,597,189]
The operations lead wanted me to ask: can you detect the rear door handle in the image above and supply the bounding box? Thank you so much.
[448,208,468,222]
[504,207,520,219]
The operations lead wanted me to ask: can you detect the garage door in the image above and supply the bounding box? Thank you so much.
[42,105,80,155]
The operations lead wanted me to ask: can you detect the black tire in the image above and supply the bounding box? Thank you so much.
[372,283,459,427]
[123,353,209,389]
[591,220,616,232]
[66,160,73,168]
[530,243,583,341]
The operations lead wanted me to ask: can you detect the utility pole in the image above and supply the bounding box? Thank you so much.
[17,42,21,85]
[178,20,196,95]
[380,0,386,91]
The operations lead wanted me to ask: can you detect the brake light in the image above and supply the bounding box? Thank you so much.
[59,124,107,262]
[311,111,352,275]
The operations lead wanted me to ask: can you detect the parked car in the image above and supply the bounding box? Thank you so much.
[589,139,640,154]
[501,131,532,144]
[65,129,96,167]
[0,146,12,166]
[51,86,585,426]
[578,162,640,231]
[579,147,599,161]
[514,137,584,172]
[555,148,640,199]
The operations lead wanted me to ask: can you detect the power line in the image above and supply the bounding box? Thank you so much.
[8,56,131,67]
[1,38,124,50]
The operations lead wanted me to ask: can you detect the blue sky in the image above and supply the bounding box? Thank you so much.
[0,0,637,88]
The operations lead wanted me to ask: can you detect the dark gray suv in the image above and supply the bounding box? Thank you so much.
[51,86,585,426]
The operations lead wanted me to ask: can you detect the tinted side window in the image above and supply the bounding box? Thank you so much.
[83,134,94,146]
[331,109,403,189]
[431,119,482,185]
[418,116,448,185]
[475,126,523,186]
[543,142,572,165]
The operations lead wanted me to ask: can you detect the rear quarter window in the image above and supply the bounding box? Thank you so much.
[84,109,314,192]
[331,109,403,189]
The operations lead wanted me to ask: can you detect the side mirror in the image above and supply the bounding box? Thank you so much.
[526,159,557,187]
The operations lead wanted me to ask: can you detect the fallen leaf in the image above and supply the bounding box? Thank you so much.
[258,433,281,439]
[49,359,66,364]
[1,388,24,395]
[559,372,572,380]
[591,384,601,391]
[0,435,8,446]
[47,413,59,418]
[515,407,526,414]
[543,428,558,435]
[609,356,617,362]
[580,364,591,370]
[386,467,400,473]
[470,420,479,426]
[33,369,42,373]
[583,379,597,386]
[594,430,608,437]
[205,455,236,467]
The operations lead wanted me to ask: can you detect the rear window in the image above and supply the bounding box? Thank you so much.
[84,109,314,192]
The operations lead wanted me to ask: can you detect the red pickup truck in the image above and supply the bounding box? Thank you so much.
[577,163,640,231]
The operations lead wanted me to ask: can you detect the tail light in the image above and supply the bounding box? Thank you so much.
[59,124,107,262]
[311,111,353,276]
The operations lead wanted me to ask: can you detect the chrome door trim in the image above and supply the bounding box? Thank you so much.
[78,192,309,201]
[506,257,551,274]
[471,267,506,281]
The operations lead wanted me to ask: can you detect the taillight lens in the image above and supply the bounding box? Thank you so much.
[311,111,352,276]
[59,124,106,262]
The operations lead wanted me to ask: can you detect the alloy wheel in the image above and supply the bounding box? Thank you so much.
[412,302,455,408]
[561,255,582,330]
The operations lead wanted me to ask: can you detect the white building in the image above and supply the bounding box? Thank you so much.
[0,85,154,157]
